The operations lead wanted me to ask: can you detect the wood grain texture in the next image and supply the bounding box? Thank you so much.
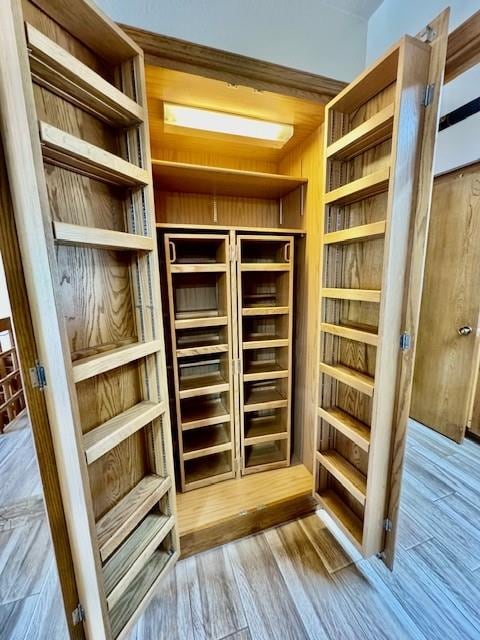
[444,10,480,83]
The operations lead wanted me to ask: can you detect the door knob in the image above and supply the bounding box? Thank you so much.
[458,325,473,336]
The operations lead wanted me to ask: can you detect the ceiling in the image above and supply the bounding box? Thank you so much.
[322,0,384,20]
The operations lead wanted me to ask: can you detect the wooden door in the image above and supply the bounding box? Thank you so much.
[0,1,178,639]
[313,11,448,565]
[411,163,480,442]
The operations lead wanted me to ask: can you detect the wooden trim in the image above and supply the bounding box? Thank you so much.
[445,10,480,84]
[319,362,375,397]
[121,24,346,103]
[324,167,390,206]
[53,222,154,252]
[320,322,379,346]
[321,288,381,303]
[323,221,386,245]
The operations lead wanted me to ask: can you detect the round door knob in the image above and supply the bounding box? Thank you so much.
[458,325,473,336]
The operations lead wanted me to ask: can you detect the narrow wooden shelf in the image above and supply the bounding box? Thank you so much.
[243,361,288,382]
[244,441,287,472]
[109,549,176,639]
[157,222,304,235]
[152,159,307,199]
[39,121,149,187]
[244,423,288,446]
[326,104,395,160]
[53,221,154,252]
[324,167,390,207]
[320,322,378,346]
[26,24,143,127]
[72,340,163,383]
[83,401,165,464]
[318,407,370,452]
[184,451,234,490]
[244,387,288,412]
[316,450,367,505]
[242,306,289,317]
[181,397,230,431]
[240,263,290,272]
[176,344,229,358]
[243,338,289,350]
[182,424,232,460]
[103,513,174,610]
[170,263,227,273]
[174,316,228,330]
[315,489,363,551]
[319,362,374,397]
[321,288,381,303]
[178,372,229,399]
[96,474,171,562]
[323,221,386,246]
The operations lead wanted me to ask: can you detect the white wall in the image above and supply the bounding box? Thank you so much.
[0,254,11,320]
[367,0,480,174]
[96,0,369,81]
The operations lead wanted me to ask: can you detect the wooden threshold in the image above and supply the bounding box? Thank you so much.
[319,362,375,397]
[152,159,307,199]
[53,221,154,252]
[316,450,367,506]
[318,407,370,452]
[324,167,390,206]
[326,104,395,160]
[72,340,163,383]
[83,401,165,464]
[96,474,171,562]
[39,121,149,187]
[321,288,381,303]
[320,322,378,346]
[323,221,386,246]
[26,23,143,127]
[315,489,363,552]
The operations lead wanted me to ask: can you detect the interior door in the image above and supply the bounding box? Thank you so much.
[0,1,178,639]
[411,163,480,443]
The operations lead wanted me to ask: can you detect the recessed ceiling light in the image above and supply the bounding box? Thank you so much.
[163,102,294,146]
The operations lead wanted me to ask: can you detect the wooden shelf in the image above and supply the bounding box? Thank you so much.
[53,221,154,252]
[244,414,288,445]
[315,489,363,551]
[242,306,289,317]
[110,549,175,639]
[181,397,230,431]
[321,288,381,303]
[39,121,149,187]
[176,344,229,358]
[174,316,228,330]
[244,440,287,472]
[157,222,304,235]
[178,372,229,399]
[326,104,395,160]
[72,340,163,383]
[103,513,174,610]
[244,387,288,412]
[96,474,171,562]
[170,263,227,273]
[240,263,290,272]
[26,24,143,128]
[319,362,374,397]
[318,407,370,452]
[84,401,165,464]
[182,424,232,460]
[316,450,367,505]
[324,167,390,207]
[243,361,288,382]
[152,159,307,199]
[320,322,378,346]
[184,451,234,490]
[243,337,289,350]
[323,221,386,246]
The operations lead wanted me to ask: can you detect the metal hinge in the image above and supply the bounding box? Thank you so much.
[423,83,435,107]
[384,518,393,532]
[399,332,411,351]
[418,24,436,43]
[72,604,85,625]
[29,361,47,390]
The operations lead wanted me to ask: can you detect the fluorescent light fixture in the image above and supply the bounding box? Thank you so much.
[163,102,294,145]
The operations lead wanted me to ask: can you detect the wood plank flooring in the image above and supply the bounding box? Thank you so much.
[1,418,480,639]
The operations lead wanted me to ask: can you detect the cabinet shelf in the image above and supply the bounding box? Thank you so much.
[315,489,363,551]
[242,306,289,317]
[320,322,378,346]
[170,264,227,273]
[316,450,367,506]
[240,263,290,272]
[181,397,230,431]
[174,316,228,330]
[244,440,287,472]
[26,24,143,127]
[178,372,229,399]
[323,221,386,246]
[326,104,395,160]
[244,414,288,445]
[319,362,374,397]
[318,407,370,452]
[243,361,288,382]
[103,513,174,610]
[184,451,234,490]
[96,474,171,562]
[243,338,289,350]
[321,288,381,303]
[152,159,307,199]
[39,121,149,187]
[324,167,390,207]
[176,344,229,358]
[182,424,232,460]
[53,221,154,252]
[83,400,165,464]
[244,387,288,412]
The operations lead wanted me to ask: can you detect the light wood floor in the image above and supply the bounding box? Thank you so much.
[1,418,480,639]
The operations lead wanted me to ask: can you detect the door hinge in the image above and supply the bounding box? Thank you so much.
[72,604,85,625]
[399,332,411,351]
[29,361,47,390]
[384,518,393,532]
[423,83,435,107]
